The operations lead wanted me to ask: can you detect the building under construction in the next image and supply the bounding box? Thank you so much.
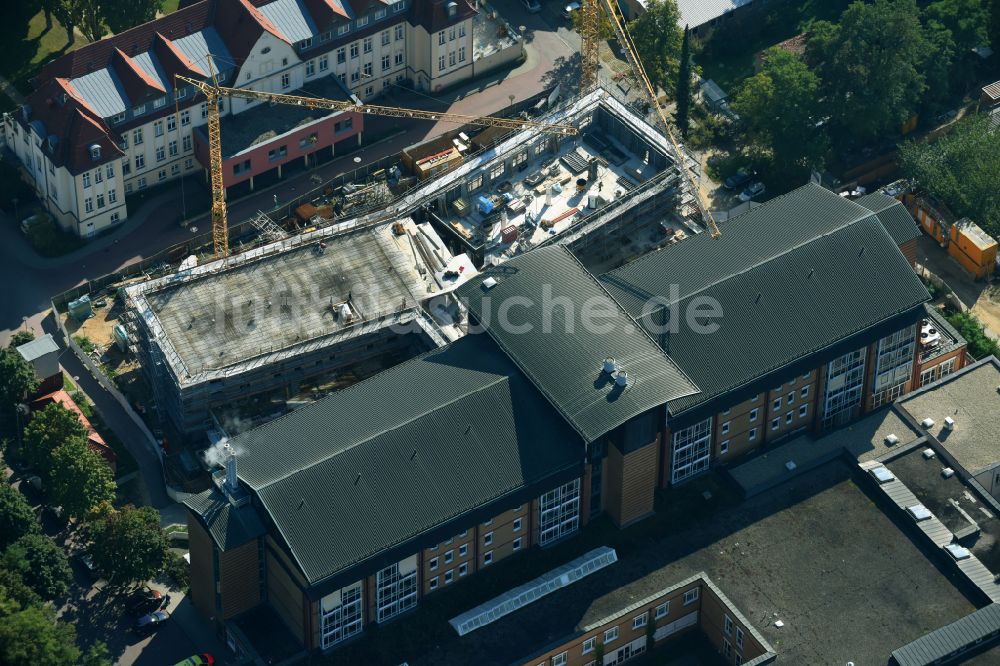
[123,217,474,434]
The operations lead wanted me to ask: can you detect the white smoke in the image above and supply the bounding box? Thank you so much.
[202,436,245,469]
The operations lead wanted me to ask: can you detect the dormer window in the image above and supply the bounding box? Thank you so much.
[261,46,271,54]
[133,103,146,115]
[298,37,312,49]
[89,144,102,161]
[447,1,457,17]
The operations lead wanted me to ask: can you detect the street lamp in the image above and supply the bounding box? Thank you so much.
[273,194,279,208]
[21,316,28,332]
[508,94,515,112]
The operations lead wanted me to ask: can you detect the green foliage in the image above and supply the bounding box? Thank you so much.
[732,47,828,186]
[86,504,168,586]
[945,310,1000,360]
[0,484,40,551]
[101,0,163,34]
[22,404,88,473]
[0,567,42,609]
[570,5,614,42]
[25,216,85,258]
[806,0,927,143]
[0,347,38,418]
[675,27,692,137]
[72,336,96,354]
[48,440,115,520]
[0,593,81,666]
[628,0,684,92]
[7,332,35,349]
[2,535,71,601]
[80,642,111,666]
[919,19,958,114]
[162,550,190,592]
[898,114,1000,240]
[924,0,988,53]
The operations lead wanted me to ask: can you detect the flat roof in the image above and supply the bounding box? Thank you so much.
[16,333,59,362]
[127,219,450,382]
[337,461,977,665]
[899,358,1000,474]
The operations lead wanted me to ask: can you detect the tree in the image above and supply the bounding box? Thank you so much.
[898,114,1000,238]
[570,5,614,42]
[7,332,35,349]
[102,0,163,35]
[0,595,81,666]
[0,484,40,551]
[945,310,1000,360]
[806,0,928,143]
[3,535,71,601]
[0,347,37,418]
[54,0,105,44]
[21,404,87,474]
[920,20,957,113]
[674,26,692,138]
[0,567,42,609]
[924,0,988,53]
[732,48,829,185]
[86,504,167,586]
[48,440,115,520]
[628,0,684,92]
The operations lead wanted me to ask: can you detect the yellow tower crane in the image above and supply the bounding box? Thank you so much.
[175,67,578,258]
[578,0,721,239]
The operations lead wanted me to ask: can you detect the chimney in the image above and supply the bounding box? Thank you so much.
[602,357,618,374]
[225,445,238,491]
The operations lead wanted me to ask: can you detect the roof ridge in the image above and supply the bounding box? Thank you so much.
[256,374,512,489]
[113,47,167,93]
[237,0,292,43]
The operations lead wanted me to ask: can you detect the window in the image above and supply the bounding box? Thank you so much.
[460,530,468,538]
[133,129,143,145]
[483,532,493,546]
[321,55,330,71]
[376,557,417,622]
[84,197,93,213]
[169,140,178,157]
[111,112,125,124]
[382,54,390,71]
[787,391,795,404]
[110,212,120,223]
[375,7,387,17]
[363,62,372,77]
[429,557,438,571]
[724,614,733,635]
[338,24,349,35]
[133,103,146,115]
[382,30,390,46]
[513,537,522,551]
[181,110,190,126]
[538,479,580,545]
[449,27,456,41]
[438,31,446,45]
[721,420,730,434]
[154,120,164,137]
[281,73,290,89]
[444,569,453,584]
[393,0,405,11]
[428,576,438,590]
[184,158,192,169]
[749,408,758,422]
[125,183,133,193]
[121,134,128,149]
[655,602,669,619]
[671,418,711,484]
[458,562,468,576]
[96,193,105,208]
[138,177,147,189]
[122,162,131,175]
[395,51,404,65]
[395,25,404,40]
[724,639,732,658]
[683,588,699,605]
[299,37,313,49]
[552,653,567,666]
[108,190,117,204]
[158,169,166,181]
[720,440,729,455]
[772,397,781,410]
[105,163,114,179]
[82,172,91,188]
[444,550,454,564]
[801,385,809,399]
[363,37,373,54]
[736,626,745,650]
[155,146,165,162]
[438,54,446,71]
[201,102,208,118]
[320,581,363,649]
[484,519,493,527]
[135,154,145,169]
[583,637,596,654]
[183,135,192,152]
[633,614,647,630]
[350,43,359,59]
[513,518,522,532]
[799,404,807,417]
[604,627,619,644]
[752,393,760,402]
[306,60,315,77]
[449,51,456,66]
[483,551,493,566]
[771,417,779,431]
[459,544,468,557]
[167,115,176,131]
[785,411,793,425]
[356,14,368,26]
[748,428,757,442]
[822,347,867,430]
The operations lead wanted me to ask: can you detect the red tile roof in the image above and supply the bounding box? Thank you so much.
[30,390,118,469]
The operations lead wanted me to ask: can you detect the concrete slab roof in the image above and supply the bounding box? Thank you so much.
[16,334,60,362]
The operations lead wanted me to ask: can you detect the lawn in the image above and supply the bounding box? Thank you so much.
[161,0,182,14]
[696,0,852,94]
[0,8,88,95]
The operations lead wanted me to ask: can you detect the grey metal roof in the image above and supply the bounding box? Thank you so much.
[230,334,583,586]
[457,246,699,444]
[601,184,930,418]
[891,604,1000,666]
[71,68,129,117]
[258,0,319,42]
[183,488,267,551]
[675,0,753,29]
[16,333,60,362]
[132,51,170,92]
[854,192,922,246]
[172,28,232,77]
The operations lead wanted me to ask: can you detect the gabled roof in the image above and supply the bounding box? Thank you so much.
[183,488,267,550]
[228,334,583,586]
[601,184,930,420]
[853,192,921,246]
[457,246,699,443]
[29,390,117,467]
[257,0,321,42]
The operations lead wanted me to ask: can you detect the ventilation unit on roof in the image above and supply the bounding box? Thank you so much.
[944,416,955,430]
[923,448,936,460]
[89,144,101,161]
[920,417,935,428]
[602,357,618,374]
[942,467,955,478]
[885,433,899,445]
[481,276,497,290]
[613,370,632,388]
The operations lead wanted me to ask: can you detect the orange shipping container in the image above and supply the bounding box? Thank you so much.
[949,218,998,267]
[948,241,993,279]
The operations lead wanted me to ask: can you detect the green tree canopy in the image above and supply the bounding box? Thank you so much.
[22,404,88,474]
[628,0,684,93]
[924,0,989,53]
[0,566,42,609]
[806,0,928,143]
[7,332,35,349]
[48,440,115,520]
[86,504,167,586]
[0,484,40,550]
[0,347,37,418]
[3,535,72,601]
[732,48,829,185]
[674,26,692,138]
[898,114,1000,239]
[101,0,163,35]
[0,592,81,666]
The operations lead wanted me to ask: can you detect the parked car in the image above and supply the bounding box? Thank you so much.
[723,169,753,191]
[74,553,98,581]
[739,182,766,202]
[133,609,170,635]
[174,654,215,666]
[562,1,580,18]
[522,0,541,11]
[127,586,169,615]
